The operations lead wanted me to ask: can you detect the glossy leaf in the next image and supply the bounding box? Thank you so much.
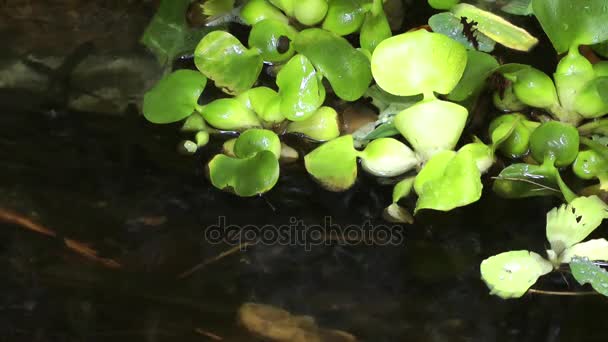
[546,195,608,254]
[322,0,367,36]
[492,163,560,199]
[448,51,499,102]
[573,150,608,181]
[304,135,358,191]
[143,70,207,124]
[294,0,328,25]
[194,31,263,95]
[208,150,279,196]
[358,138,418,177]
[360,0,392,53]
[529,121,580,167]
[532,0,608,53]
[414,149,483,212]
[501,0,533,15]
[248,19,297,63]
[451,3,538,51]
[236,86,284,123]
[234,129,282,159]
[427,12,496,52]
[286,106,341,141]
[570,257,608,297]
[371,30,467,96]
[276,54,325,121]
[428,0,459,10]
[561,239,608,263]
[480,250,552,299]
[294,28,372,101]
[201,98,261,130]
[240,0,289,25]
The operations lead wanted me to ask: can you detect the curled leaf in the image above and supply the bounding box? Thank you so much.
[304,135,358,191]
[208,150,280,196]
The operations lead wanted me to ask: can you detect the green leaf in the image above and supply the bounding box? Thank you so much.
[286,106,341,141]
[233,129,282,159]
[236,86,284,123]
[240,0,289,25]
[294,0,329,26]
[529,121,580,167]
[322,0,367,36]
[492,163,560,199]
[208,150,280,197]
[480,250,553,299]
[561,239,608,263]
[194,31,263,95]
[532,0,608,54]
[593,41,608,59]
[448,50,499,102]
[394,99,468,160]
[371,30,467,96]
[546,195,608,254]
[358,138,418,177]
[202,0,235,16]
[294,28,372,101]
[393,176,416,203]
[200,98,261,130]
[414,149,483,212]
[428,0,459,10]
[143,70,207,124]
[359,0,392,53]
[248,19,297,63]
[427,12,496,52]
[362,123,400,140]
[451,3,538,51]
[304,135,358,191]
[501,0,533,16]
[276,54,325,121]
[140,0,213,66]
[570,257,608,296]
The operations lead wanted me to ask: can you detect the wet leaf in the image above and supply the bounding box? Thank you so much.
[561,239,608,263]
[570,257,608,297]
[208,150,280,196]
[428,12,496,52]
[492,163,560,199]
[276,54,325,121]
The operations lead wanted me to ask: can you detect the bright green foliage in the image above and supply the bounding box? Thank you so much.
[428,13,496,52]
[451,4,538,51]
[240,0,289,25]
[359,0,392,53]
[371,30,467,96]
[200,98,261,130]
[501,65,559,109]
[573,150,608,190]
[489,114,539,158]
[143,70,207,124]
[501,0,533,15]
[480,251,552,299]
[276,54,325,121]
[532,0,608,54]
[529,121,580,167]
[304,135,358,191]
[358,138,418,177]
[208,150,280,196]
[561,239,608,263]
[294,28,372,101]
[448,51,499,102]
[234,129,282,159]
[236,87,285,123]
[286,106,341,141]
[194,31,263,95]
[322,0,367,36]
[428,0,459,10]
[492,163,560,199]
[248,19,297,63]
[294,0,328,25]
[413,148,483,212]
[570,257,608,297]
[546,195,608,254]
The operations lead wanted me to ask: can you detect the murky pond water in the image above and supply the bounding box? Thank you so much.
[1,1,607,341]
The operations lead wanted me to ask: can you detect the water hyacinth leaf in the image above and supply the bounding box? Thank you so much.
[276,54,325,121]
[428,0,459,10]
[286,106,340,141]
[427,12,496,52]
[294,0,328,26]
[304,135,358,191]
[546,195,608,254]
[359,138,418,177]
[448,51,499,102]
[480,251,553,299]
[561,239,608,264]
[194,31,263,95]
[237,87,279,115]
[182,113,208,132]
[359,0,392,53]
[394,99,468,160]
[294,29,372,101]
[489,114,539,158]
[529,121,580,167]
[201,0,235,17]
[459,141,494,174]
[362,123,400,140]
[248,19,297,63]
[371,30,467,96]
[501,0,533,15]
[383,177,416,223]
[573,76,608,119]
[143,70,207,124]
[414,149,483,212]
[322,0,367,36]
[240,0,289,25]
[208,151,280,197]
[451,4,538,51]
[573,150,608,184]
[393,176,416,204]
[492,163,560,199]
[570,257,608,297]
[201,98,261,130]
[532,0,608,54]
[234,129,282,159]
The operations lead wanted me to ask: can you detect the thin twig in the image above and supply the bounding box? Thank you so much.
[178,243,252,279]
[194,328,223,341]
[528,288,599,296]
[490,177,561,193]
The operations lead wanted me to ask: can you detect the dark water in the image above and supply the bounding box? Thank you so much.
[1,1,608,341]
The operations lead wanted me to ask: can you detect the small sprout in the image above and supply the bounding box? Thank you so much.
[529,121,580,167]
[480,251,552,299]
[492,82,526,112]
[383,203,414,224]
[358,138,418,177]
[195,131,210,147]
[322,0,367,36]
[294,28,372,101]
[200,98,261,130]
[286,106,341,141]
[573,150,608,190]
[233,129,282,159]
[223,138,237,157]
[181,113,208,132]
[294,0,328,25]
[304,135,358,191]
[143,70,207,124]
[240,0,289,25]
[248,19,297,63]
[276,54,325,121]
[179,140,199,155]
[194,31,263,95]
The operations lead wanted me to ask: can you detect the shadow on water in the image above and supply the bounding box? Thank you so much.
[1,1,608,341]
